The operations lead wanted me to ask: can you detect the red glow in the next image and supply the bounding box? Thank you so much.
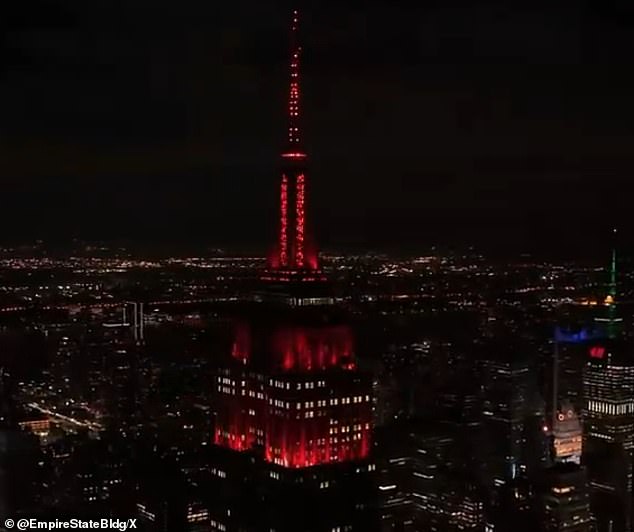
[589,346,606,359]
[231,323,250,364]
[272,171,320,273]
[281,152,307,159]
[264,386,372,467]
[217,408,372,467]
[217,321,371,468]
[267,251,280,270]
[215,385,372,467]
[272,325,355,372]
[295,174,305,267]
[306,244,318,270]
[280,175,289,267]
[214,424,256,451]
[214,388,258,451]
[265,425,371,468]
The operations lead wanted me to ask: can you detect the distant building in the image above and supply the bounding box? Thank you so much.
[478,342,547,489]
[538,462,593,532]
[477,339,547,529]
[552,404,582,465]
[375,424,414,531]
[582,339,634,531]
[376,421,485,532]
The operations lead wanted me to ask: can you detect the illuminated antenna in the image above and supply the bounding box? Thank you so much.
[595,227,622,339]
[284,9,305,157]
[269,9,321,275]
[606,228,619,339]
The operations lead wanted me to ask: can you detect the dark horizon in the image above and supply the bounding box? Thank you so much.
[3,0,634,257]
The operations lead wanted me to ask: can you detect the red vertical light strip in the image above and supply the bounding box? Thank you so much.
[295,174,305,267]
[280,175,289,267]
[230,322,251,364]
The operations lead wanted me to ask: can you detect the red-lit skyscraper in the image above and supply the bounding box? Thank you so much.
[210,11,376,532]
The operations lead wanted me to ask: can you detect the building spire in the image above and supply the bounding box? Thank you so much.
[283,9,305,157]
[610,227,617,300]
[597,227,622,339]
[266,9,321,278]
[606,228,618,338]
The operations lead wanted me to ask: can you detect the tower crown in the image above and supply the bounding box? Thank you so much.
[266,10,321,279]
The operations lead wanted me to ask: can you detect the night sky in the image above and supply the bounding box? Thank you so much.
[2,1,634,255]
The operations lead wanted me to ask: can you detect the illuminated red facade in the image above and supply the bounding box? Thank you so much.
[216,319,372,467]
[264,371,372,468]
[215,365,372,468]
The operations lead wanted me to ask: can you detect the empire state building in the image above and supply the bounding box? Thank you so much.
[208,11,377,532]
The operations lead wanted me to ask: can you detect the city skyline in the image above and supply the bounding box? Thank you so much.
[2,4,634,531]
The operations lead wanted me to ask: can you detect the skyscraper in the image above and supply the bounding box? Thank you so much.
[477,340,546,530]
[582,339,634,532]
[541,404,591,532]
[209,11,376,531]
[478,342,546,489]
[583,343,634,452]
[582,235,634,531]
